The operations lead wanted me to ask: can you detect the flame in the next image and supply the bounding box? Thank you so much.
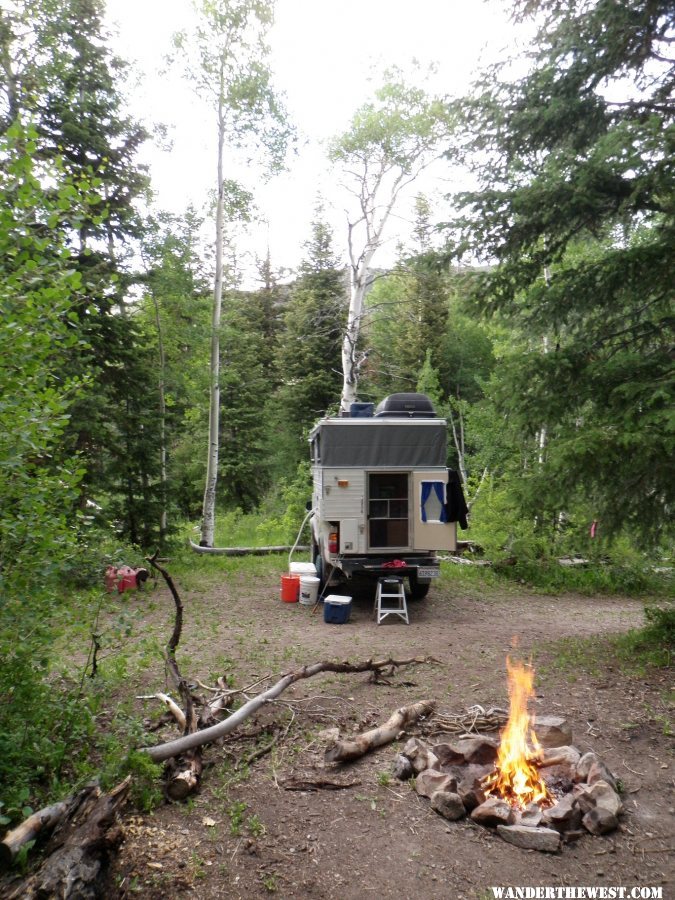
[482,656,553,809]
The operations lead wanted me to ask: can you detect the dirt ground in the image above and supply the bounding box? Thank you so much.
[28,562,675,898]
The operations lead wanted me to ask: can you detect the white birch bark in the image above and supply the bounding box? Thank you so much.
[200,66,226,547]
[340,167,415,411]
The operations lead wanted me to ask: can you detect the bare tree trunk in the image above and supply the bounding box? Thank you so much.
[200,66,226,548]
[340,245,376,410]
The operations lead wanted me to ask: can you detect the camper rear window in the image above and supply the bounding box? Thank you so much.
[420,482,447,524]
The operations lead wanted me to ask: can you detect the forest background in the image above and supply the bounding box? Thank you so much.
[0,0,672,824]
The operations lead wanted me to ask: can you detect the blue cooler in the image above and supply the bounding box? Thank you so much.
[323,595,352,624]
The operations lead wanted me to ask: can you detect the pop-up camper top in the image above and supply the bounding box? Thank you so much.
[308,393,457,600]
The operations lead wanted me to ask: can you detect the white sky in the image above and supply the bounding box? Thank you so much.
[105,0,523,283]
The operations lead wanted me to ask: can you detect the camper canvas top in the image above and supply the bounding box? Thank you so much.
[308,417,447,469]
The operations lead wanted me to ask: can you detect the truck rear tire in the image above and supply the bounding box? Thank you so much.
[408,573,430,600]
[314,552,324,591]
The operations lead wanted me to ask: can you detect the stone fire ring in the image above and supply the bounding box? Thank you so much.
[392,717,623,853]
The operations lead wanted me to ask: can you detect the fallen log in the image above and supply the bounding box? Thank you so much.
[324,699,436,763]
[1,799,74,870]
[189,540,309,556]
[141,656,433,763]
[6,778,129,899]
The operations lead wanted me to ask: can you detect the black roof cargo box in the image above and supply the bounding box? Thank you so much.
[374,392,436,418]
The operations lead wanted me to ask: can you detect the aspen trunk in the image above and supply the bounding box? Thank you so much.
[200,68,226,548]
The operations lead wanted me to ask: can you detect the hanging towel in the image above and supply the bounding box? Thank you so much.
[445,469,469,530]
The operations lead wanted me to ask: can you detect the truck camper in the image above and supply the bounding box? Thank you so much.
[309,393,460,599]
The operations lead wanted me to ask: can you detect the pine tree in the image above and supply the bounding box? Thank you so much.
[447,0,675,542]
[2,0,161,544]
[271,213,346,475]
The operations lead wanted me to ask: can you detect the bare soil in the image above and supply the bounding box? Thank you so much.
[45,564,675,896]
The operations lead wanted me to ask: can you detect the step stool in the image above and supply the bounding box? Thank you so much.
[374,576,409,625]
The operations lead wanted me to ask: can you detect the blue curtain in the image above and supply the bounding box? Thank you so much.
[420,482,433,522]
[434,482,448,523]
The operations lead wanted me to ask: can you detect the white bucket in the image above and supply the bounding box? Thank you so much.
[290,562,317,577]
[299,574,320,605]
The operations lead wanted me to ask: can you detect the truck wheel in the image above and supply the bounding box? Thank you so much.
[314,552,324,591]
[408,573,430,600]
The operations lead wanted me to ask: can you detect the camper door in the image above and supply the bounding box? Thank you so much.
[412,471,456,552]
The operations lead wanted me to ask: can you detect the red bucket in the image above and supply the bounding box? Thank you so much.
[280,574,300,603]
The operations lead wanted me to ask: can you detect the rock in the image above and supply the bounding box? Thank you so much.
[541,745,581,781]
[543,745,581,767]
[430,790,467,821]
[401,737,438,773]
[432,742,465,767]
[587,760,618,792]
[574,751,598,783]
[457,773,486,812]
[516,802,543,828]
[533,716,573,748]
[415,769,457,799]
[433,736,499,766]
[575,780,622,817]
[392,754,414,781]
[582,807,619,836]
[497,824,561,853]
[542,794,582,832]
[470,797,515,827]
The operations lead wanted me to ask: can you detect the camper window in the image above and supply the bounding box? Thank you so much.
[420,481,447,524]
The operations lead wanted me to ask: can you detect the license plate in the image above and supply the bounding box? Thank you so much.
[417,567,440,579]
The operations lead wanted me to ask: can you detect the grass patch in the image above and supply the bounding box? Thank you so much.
[613,604,674,670]
[479,557,670,597]
[541,604,673,683]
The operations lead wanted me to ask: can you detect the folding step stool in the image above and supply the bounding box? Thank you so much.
[374,576,409,625]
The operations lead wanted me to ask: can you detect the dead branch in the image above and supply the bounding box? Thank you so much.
[6,778,129,899]
[325,699,436,763]
[141,656,433,763]
[137,693,186,730]
[430,705,508,736]
[144,552,202,799]
[281,778,361,791]
[145,550,182,653]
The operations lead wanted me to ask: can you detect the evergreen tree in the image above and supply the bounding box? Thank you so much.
[271,213,346,474]
[447,0,674,542]
[219,292,273,510]
[0,0,157,544]
[140,210,211,525]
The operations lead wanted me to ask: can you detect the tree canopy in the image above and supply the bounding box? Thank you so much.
[445,0,674,542]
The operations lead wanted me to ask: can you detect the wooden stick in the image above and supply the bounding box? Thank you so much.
[141,656,433,763]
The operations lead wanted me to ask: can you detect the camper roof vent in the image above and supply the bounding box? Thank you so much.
[374,393,437,418]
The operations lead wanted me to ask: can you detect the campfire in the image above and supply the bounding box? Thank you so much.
[391,652,625,853]
[480,656,554,809]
